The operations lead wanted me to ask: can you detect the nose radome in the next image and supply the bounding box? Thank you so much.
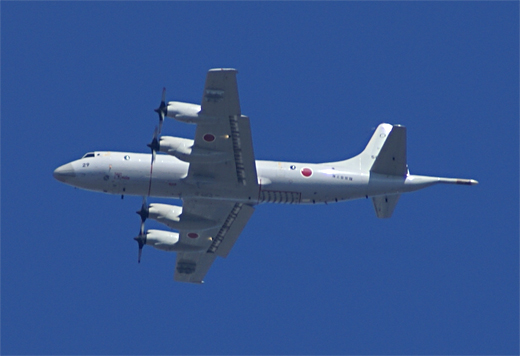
[53,163,76,183]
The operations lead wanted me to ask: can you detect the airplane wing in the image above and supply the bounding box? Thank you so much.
[173,198,255,283]
[185,69,259,200]
[173,69,258,283]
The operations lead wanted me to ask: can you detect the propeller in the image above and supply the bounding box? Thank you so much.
[147,126,160,163]
[134,196,149,263]
[146,88,167,196]
[154,87,167,135]
[136,88,167,262]
[134,234,146,264]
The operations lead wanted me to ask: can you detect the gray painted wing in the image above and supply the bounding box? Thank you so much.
[200,68,241,118]
[173,199,255,283]
[186,69,259,199]
[173,69,259,283]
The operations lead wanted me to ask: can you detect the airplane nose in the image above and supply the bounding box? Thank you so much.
[53,163,76,183]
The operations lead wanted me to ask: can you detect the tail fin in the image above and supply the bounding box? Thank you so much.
[346,124,407,218]
[367,124,407,218]
[347,123,407,176]
[370,125,407,176]
[335,123,477,218]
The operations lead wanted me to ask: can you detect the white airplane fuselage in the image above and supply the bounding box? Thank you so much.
[54,150,470,205]
[52,69,479,283]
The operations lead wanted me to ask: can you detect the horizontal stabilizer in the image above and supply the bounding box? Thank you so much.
[372,194,400,218]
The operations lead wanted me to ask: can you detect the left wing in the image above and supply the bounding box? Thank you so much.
[173,198,255,283]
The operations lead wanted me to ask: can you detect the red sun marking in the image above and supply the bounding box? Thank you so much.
[203,133,215,142]
[301,167,313,178]
[187,232,199,239]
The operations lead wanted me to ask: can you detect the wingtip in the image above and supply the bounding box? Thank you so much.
[208,68,238,73]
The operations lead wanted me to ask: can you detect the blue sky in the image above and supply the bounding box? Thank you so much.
[2,2,518,355]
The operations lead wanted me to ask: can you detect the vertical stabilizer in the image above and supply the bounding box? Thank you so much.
[355,123,394,172]
[370,125,407,176]
[344,124,407,176]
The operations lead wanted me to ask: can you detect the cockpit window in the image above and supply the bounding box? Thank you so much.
[82,152,95,158]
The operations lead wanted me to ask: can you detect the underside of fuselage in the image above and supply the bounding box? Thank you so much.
[53,149,475,207]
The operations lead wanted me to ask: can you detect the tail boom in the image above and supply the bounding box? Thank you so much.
[405,175,479,191]
[438,178,479,186]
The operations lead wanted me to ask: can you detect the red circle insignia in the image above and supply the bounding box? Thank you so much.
[187,232,199,239]
[301,167,313,178]
[203,133,215,142]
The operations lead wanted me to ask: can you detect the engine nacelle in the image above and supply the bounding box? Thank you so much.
[148,203,219,230]
[159,136,193,159]
[145,229,179,251]
[159,136,230,163]
[166,101,204,123]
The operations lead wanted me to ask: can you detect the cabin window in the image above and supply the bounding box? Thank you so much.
[82,152,95,158]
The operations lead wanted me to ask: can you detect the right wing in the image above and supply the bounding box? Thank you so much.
[173,198,255,283]
[185,69,259,200]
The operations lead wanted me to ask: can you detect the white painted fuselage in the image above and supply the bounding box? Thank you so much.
[54,150,471,205]
[52,68,480,283]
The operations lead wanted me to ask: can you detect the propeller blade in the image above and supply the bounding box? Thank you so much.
[154,87,167,136]
[147,127,160,163]
[146,89,166,198]
[135,196,148,263]
[136,89,168,262]
[140,196,148,213]
[137,245,143,264]
[147,148,155,196]
[137,197,148,215]
[147,128,160,150]
[136,197,149,235]
[160,87,166,104]
[134,234,147,264]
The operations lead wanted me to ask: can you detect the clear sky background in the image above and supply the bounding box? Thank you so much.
[2,2,518,355]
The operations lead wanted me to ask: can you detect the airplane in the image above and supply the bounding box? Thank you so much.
[53,68,478,284]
